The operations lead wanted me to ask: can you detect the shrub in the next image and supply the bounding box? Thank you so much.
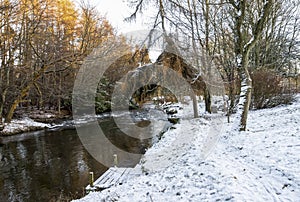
[251,69,294,109]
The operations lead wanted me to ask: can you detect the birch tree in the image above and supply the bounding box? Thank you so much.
[228,0,274,131]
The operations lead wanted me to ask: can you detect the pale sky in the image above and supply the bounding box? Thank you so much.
[91,0,149,33]
[87,0,162,62]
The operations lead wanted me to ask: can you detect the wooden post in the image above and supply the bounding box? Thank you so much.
[89,172,94,187]
[113,154,118,167]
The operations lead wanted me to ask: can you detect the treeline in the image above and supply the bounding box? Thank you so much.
[0,0,118,124]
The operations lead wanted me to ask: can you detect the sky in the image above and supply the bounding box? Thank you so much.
[89,0,162,62]
[91,0,149,33]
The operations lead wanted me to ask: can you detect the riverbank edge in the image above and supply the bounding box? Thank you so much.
[0,115,72,136]
[0,107,165,137]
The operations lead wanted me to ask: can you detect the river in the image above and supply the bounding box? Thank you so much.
[0,117,157,201]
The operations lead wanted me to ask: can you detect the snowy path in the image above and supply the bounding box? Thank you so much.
[74,96,300,202]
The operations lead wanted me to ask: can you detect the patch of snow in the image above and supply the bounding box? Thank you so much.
[236,55,242,66]
[149,49,163,63]
[244,36,254,49]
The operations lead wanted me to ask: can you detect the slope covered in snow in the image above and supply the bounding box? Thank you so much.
[74,95,300,202]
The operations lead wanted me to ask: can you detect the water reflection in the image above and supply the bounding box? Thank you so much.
[0,116,165,201]
[0,129,106,201]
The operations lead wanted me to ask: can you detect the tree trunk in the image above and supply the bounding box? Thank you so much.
[228,86,235,113]
[0,90,7,125]
[0,111,3,126]
[34,82,43,110]
[238,73,252,131]
[191,93,199,118]
[58,72,62,114]
[204,88,211,113]
[236,51,253,131]
[231,0,273,131]
[5,85,31,123]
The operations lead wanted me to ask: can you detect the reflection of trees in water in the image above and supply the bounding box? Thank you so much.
[99,118,151,162]
[0,130,106,201]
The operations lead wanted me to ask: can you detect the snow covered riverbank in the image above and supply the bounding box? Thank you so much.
[0,109,73,136]
[0,117,50,136]
[74,95,300,201]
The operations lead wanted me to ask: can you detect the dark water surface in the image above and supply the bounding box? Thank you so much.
[0,118,150,202]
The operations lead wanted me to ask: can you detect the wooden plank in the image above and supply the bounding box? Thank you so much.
[117,168,131,184]
[97,168,116,186]
[101,168,127,188]
[86,167,135,192]
[112,168,128,184]
[93,168,111,184]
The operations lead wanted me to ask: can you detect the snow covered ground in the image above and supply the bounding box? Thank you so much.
[0,117,50,136]
[74,95,300,202]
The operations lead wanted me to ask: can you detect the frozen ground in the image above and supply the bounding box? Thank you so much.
[75,95,300,202]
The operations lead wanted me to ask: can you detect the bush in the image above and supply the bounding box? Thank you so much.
[251,69,294,109]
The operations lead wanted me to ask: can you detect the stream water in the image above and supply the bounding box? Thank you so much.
[0,117,156,202]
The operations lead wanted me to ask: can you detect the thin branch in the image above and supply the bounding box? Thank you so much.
[125,0,145,22]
